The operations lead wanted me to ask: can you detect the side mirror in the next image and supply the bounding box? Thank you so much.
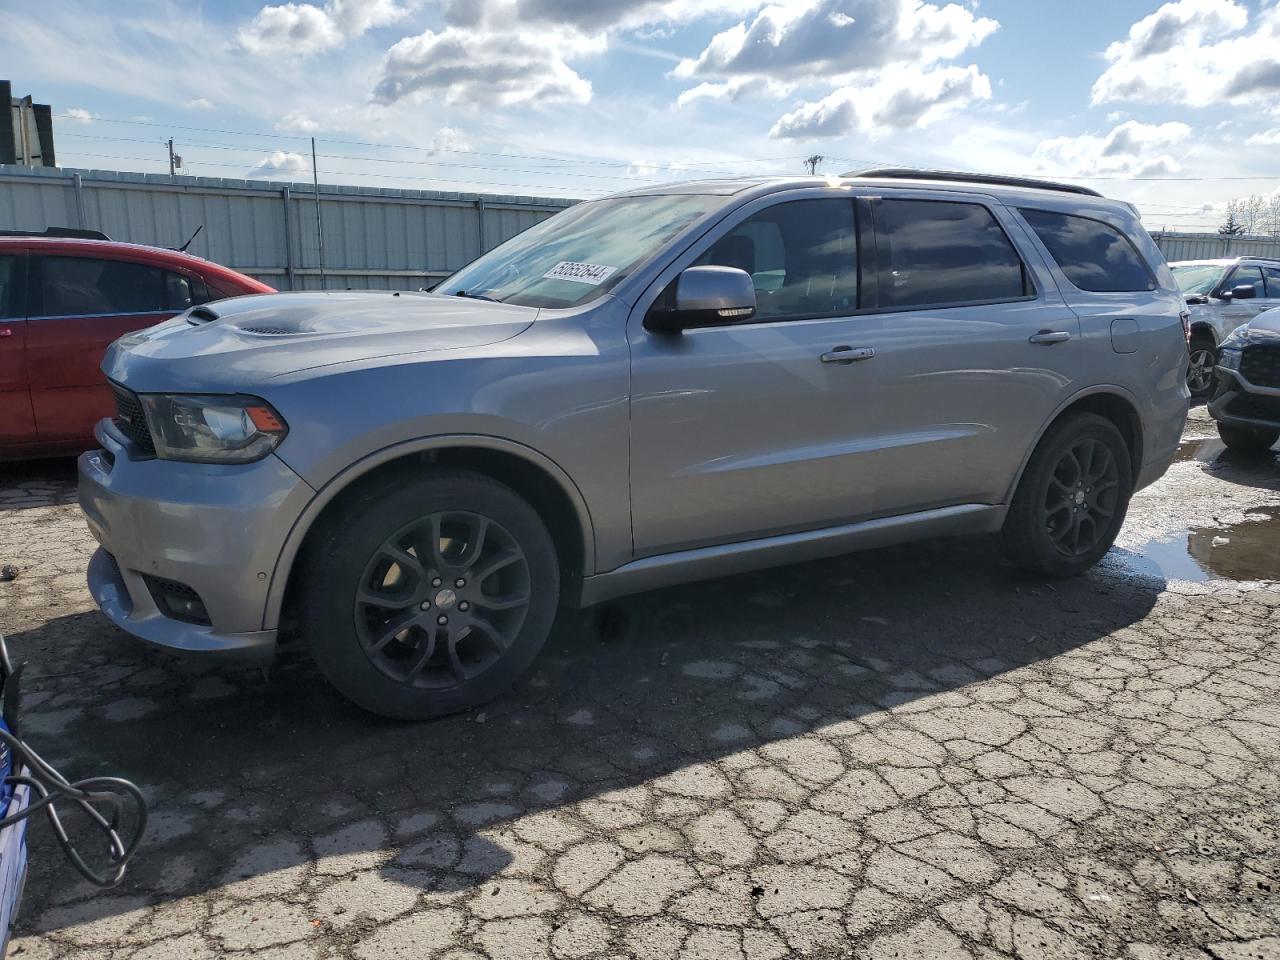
[1230,284,1257,300]
[645,266,757,333]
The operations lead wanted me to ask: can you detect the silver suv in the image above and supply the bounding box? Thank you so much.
[79,170,1190,718]
[1170,257,1280,395]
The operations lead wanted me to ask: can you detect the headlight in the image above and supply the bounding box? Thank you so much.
[139,394,288,463]
[1218,348,1242,371]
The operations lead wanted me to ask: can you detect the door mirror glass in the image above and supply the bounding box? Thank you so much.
[1230,283,1258,300]
[646,266,756,332]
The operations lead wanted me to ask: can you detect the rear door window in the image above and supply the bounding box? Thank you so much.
[38,256,166,316]
[1019,208,1154,293]
[877,199,1030,309]
[1263,266,1280,297]
[696,198,858,321]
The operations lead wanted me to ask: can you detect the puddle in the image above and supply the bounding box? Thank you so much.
[1173,436,1227,463]
[1118,507,1280,584]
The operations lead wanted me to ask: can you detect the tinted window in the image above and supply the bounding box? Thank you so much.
[40,257,166,316]
[1264,266,1280,297]
[878,200,1029,309]
[0,256,21,320]
[697,199,858,320]
[1020,208,1153,293]
[1227,265,1265,297]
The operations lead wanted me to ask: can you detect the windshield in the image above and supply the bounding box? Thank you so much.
[1171,264,1226,296]
[436,194,724,309]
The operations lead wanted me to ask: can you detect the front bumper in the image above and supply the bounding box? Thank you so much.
[79,420,315,660]
[1209,368,1280,431]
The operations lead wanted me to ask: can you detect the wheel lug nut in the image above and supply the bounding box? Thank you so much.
[437,615,448,625]
[455,578,466,588]
[419,600,431,611]
[431,577,442,587]
[459,601,470,611]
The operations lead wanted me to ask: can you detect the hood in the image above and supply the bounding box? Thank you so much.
[1245,306,1280,339]
[103,290,538,391]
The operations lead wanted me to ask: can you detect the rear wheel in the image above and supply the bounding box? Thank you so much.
[1002,413,1133,577]
[1186,333,1217,397]
[301,469,560,719]
[1217,422,1280,454]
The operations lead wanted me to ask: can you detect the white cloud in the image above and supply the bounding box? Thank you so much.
[64,107,93,123]
[676,76,787,108]
[1092,0,1280,107]
[373,26,600,106]
[184,97,215,111]
[237,0,407,55]
[770,64,992,139]
[1248,128,1280,145]
[675,0,998,83]
[277,110,321,132]
[1032,120,1191,178]
[248,150,311,178]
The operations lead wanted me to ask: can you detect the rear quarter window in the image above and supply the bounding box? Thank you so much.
[1019,208,1154,293]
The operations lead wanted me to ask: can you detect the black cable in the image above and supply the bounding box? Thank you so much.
[0,635,147,887]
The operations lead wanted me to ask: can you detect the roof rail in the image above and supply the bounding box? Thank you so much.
[0,227,111,240]
[842,168,1104,199]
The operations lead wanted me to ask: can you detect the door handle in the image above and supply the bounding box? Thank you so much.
[821,345,875,364]
[1029,330,1071,345]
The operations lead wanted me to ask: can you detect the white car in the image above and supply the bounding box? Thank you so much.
[1170,257,1280,395]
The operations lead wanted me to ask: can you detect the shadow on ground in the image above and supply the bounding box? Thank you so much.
[12,528,1168,931]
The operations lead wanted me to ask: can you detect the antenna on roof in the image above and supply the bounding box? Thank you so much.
[175,224,204,253]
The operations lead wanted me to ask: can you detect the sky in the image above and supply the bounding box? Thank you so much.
[4,0,1280,231]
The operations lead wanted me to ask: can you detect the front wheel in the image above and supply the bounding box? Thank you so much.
[1002,413,1133,577]
[301,469,560,719]
[1218,422,1280,454]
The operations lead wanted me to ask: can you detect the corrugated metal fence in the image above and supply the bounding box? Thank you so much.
[0,164,575,290]
[1152,231,1280,262]
[6,165,1279,285]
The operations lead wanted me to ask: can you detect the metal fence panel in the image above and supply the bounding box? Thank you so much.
[0,164,574,291]
[1152,232,1280,262]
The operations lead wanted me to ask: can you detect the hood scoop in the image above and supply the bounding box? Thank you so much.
[187,306,220,326]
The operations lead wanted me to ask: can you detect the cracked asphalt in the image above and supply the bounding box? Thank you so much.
[0,407,1277,960]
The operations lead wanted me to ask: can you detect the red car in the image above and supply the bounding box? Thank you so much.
[0,233,273,459]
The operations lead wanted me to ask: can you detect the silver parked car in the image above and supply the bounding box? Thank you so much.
[79,170,1190,718]
[1169,257,1280,396]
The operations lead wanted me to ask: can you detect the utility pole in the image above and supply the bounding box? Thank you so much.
[311,137,326,290]
[803,154,825,175]
[168,138,175,176]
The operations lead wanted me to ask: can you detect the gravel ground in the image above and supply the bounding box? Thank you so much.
[0,407,1277,960]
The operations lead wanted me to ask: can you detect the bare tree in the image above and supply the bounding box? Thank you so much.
[803,155,825,175]
[1239,193,1266,235]
[1265,195,1280,237]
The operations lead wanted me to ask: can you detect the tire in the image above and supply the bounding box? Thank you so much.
[1186,333,1217,398]
[300,468,560,720]
[1002,413,1133,577]
[1217,422,1280,454]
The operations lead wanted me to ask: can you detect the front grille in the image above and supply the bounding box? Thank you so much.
[1240,344,1280,389]
[110,383,156,456]
[1226,391,1280,423]
[142,574,210,625]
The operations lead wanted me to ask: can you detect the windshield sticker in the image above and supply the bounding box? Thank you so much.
[542,261,618,285]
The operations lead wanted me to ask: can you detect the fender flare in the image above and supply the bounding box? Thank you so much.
[1002,383,1146,505]
[261,434,597,630]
